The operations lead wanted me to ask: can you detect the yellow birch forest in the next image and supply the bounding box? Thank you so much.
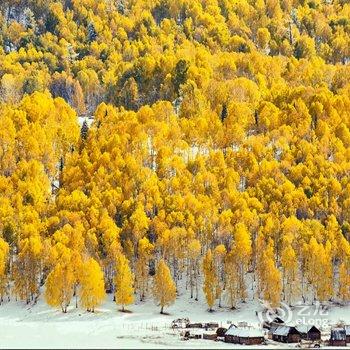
[0,0,350,313]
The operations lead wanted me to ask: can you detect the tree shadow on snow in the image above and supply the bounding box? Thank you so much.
[119,309,133,313]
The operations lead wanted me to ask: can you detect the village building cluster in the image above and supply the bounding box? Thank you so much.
[172,317,350,347]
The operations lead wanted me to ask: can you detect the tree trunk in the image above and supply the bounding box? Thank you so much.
[74,284,78,308]
[195,262,199,301]
[190,259,193,298]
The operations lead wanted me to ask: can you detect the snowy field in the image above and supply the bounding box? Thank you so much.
[2,282,350,349]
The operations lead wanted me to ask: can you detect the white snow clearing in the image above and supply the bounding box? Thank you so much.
[1,282,350,349]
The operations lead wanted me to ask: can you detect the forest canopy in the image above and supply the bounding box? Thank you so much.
[0,0,350,312]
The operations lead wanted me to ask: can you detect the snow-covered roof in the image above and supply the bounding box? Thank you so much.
[268,325,278,334]
[273,326,294,336]
[295,325,319,334]
[225,327,264,338]
[172,318,189,325]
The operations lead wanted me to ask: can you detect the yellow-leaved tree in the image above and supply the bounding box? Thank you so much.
[153,259,176,314]
[339,261,350,302]
[187,239,201,300]
[79,258,105,312]
[281,244,299,305]
[114,254,134,312]
[135,237,154,301]
[231,223,252,302]
[13,235,43,304]
[45,248,75,313]
[225,250,239,309]
[202,249,218,311]
[0,238,9,303]
[338,237,350,302]
[262,241,282,308]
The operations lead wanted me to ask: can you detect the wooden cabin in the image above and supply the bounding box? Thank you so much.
[329,328,347,347]
[188,331,202,340]
[187,322,203,328]
[296,325,321,341]
[345,325,350,343]
[272,326,301,343]
[224,327,265,345]
[203,322,219,330]
[267,325,278,340]
[172,318,190,329]
[187,321,218,329]
[263,316,285,330]
[203,332,218,340]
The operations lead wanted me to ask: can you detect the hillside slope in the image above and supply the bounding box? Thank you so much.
[0,0,350,339]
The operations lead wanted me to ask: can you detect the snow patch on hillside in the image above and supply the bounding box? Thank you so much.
[78,116,94,127]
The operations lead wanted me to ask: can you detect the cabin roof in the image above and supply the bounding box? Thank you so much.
[227,323,237,330]
[190,329,216,336]
[268,325,278,334]
[295,325,320,334]
[225,327,264,338]
[273,326,290,336]
[172,318,189,323]
[273,325,300,336]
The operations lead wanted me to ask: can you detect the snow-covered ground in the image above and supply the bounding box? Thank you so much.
[1,282,350,349]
